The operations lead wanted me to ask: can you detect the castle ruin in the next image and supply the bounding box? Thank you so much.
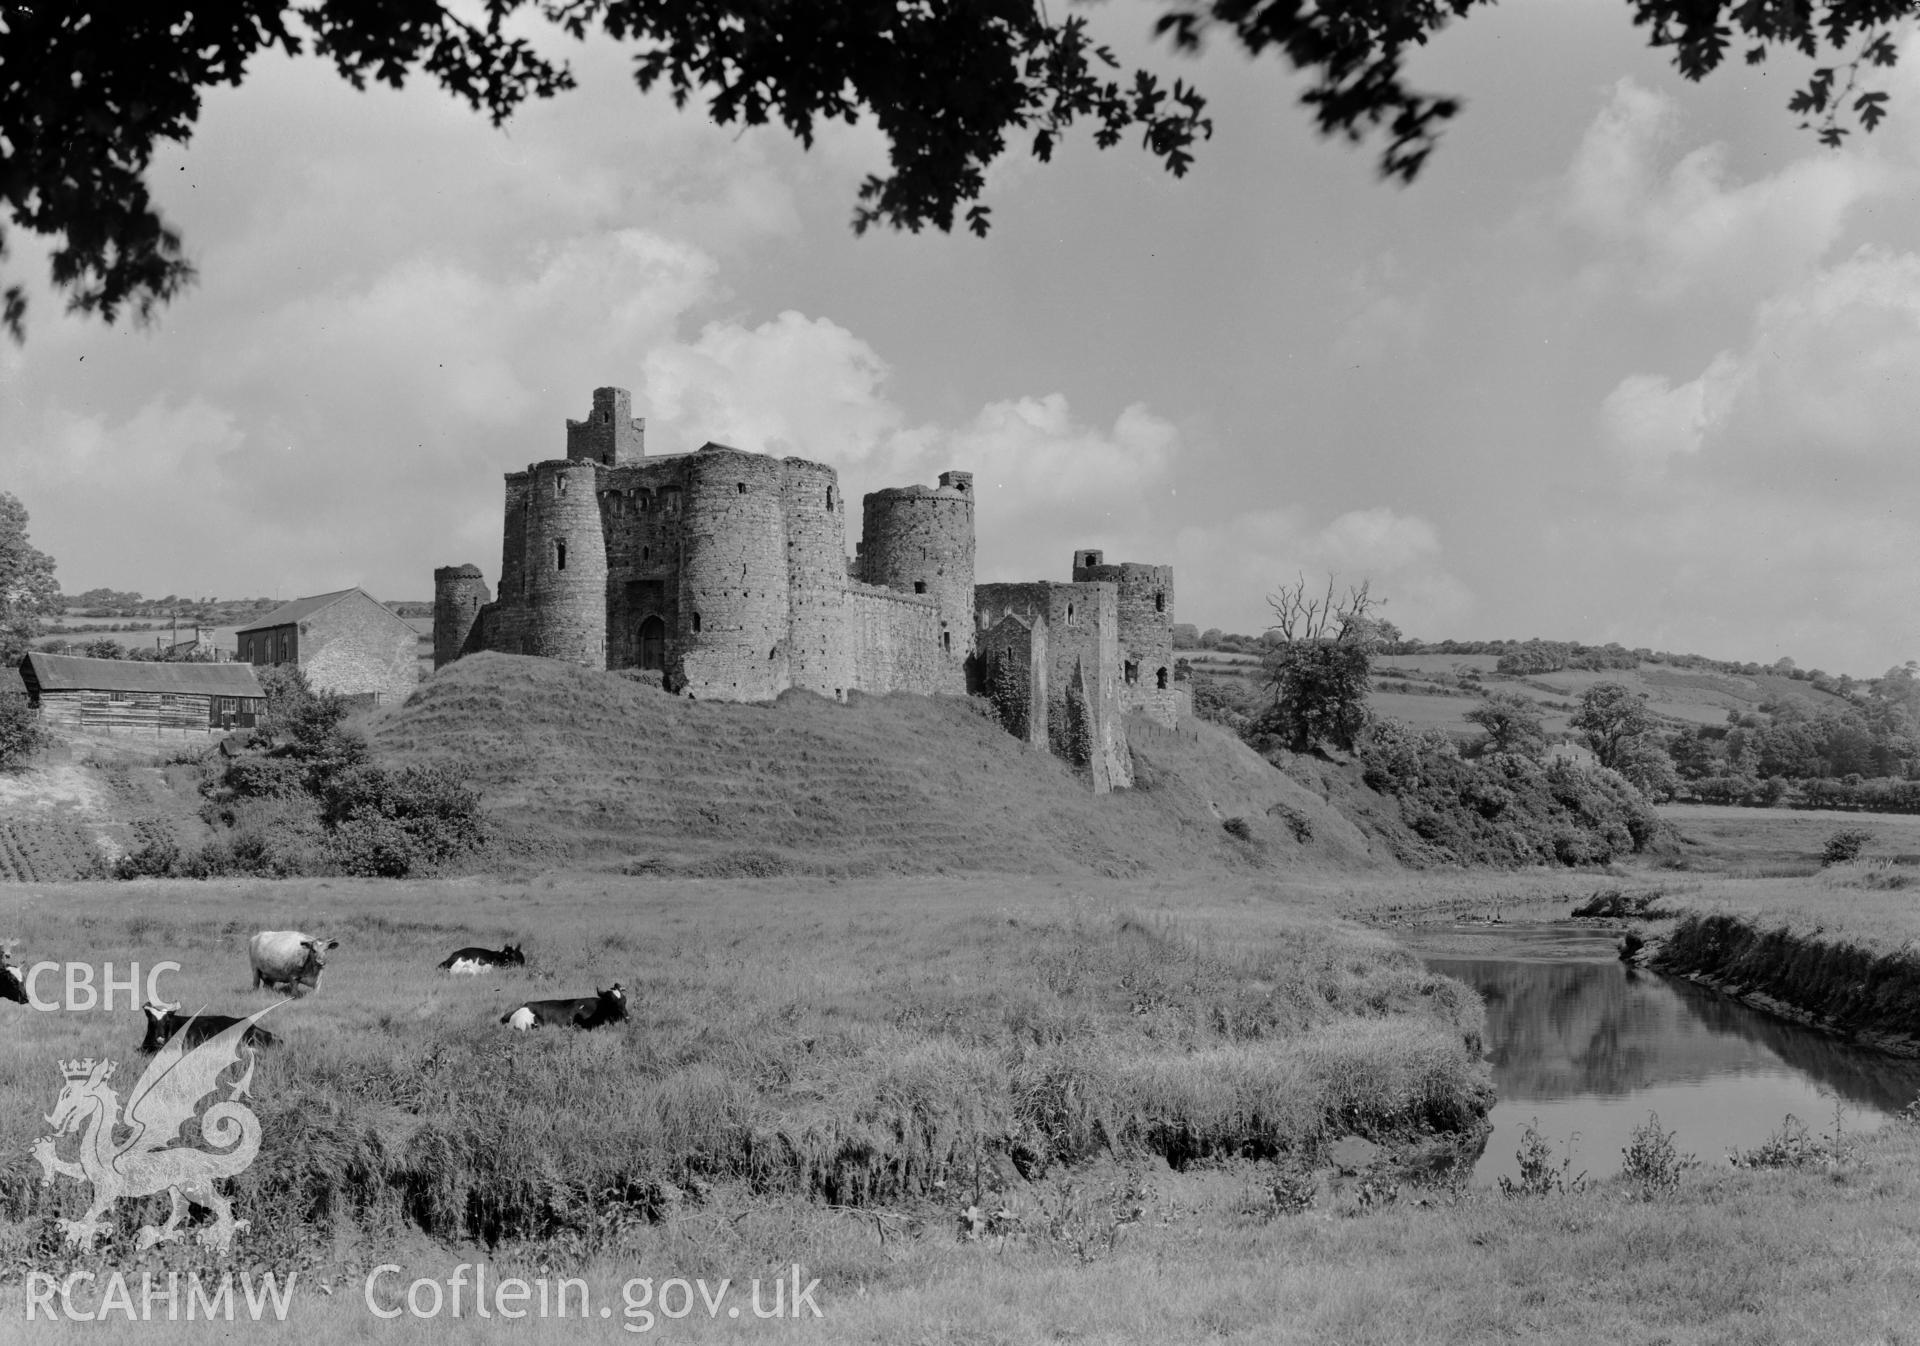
[436,388,1175,791]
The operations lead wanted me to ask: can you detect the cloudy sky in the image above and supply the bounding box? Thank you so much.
[5,2,1920,675]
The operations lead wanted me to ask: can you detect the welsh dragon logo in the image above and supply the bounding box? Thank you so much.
[31,1006,276,1253]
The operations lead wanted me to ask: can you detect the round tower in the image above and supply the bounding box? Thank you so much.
[780,458,852,698]
[432,564,491,669]
[523,459,609,667]
[678,446,790,701]
[859,470,975,690]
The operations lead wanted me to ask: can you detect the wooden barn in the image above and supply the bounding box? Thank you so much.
[18,653,265,733]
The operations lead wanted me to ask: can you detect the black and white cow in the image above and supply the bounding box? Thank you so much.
[140,1001,279,1053]
[1,949,26,1005]
[249,930,340,995]
[500,984,628,1031]
[438,943,526,974]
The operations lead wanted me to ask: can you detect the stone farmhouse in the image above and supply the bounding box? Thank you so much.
[435,388,1177,791]
[236,587,420,705]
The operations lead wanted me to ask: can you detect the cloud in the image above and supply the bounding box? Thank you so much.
[1173,506,1473,637]
[1602,246,1920,490]
[1563,79,1892,305]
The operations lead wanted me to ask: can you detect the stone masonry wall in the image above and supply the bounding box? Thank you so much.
[974,581,1131,792]
[566,386,646,465]
[977,612,1046,747]
[301,593,420,704]
[782,458,853,698]
[433,565,491,670]
[524,459,609,667]
[859,476,974,692]
[846,583,943,694]
[601,459,688,671]
[676,447,791,701]
[1071,556,1176,728]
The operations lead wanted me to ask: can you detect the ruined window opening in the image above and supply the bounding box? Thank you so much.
[1157,667,1169,690]
[556,540,568,571]
[1125,661,1139,685]
[1155,591,1165,612]
[642,546,651,562]
[943,631,952,653]
[556,476,568,497]
[692,612,702,633]
[737,481,747,494]
[826,487,835,510]
[1083,553,1097,567]
[1067,603,1075,623]
[914,581,927,594]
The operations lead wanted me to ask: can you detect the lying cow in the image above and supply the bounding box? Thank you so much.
[1,949,26,1005]
[501,984,628,1032]
[439,943,526,974]
[140,1001,280,1053]
[249,930,340,995]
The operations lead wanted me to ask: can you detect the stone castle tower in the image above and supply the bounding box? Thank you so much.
[433,387,1176,793]
[436,388,971,703]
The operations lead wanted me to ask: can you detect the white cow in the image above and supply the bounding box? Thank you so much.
[249,931,340,995]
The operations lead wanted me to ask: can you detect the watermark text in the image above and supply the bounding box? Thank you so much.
[365,1263,822,1332]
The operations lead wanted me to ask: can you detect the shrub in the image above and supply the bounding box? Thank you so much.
[1619,1112,1696,1198]
[1498,1120,1586,1197]
[113,838,182,879]
[319,762,487,876]
[1222,816,1252,841]
[1355,718,1666,868]
[1822,828,1873,866]
[0,690,46,771]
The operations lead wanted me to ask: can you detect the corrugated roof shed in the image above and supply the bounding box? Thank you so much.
[234,588,363,635]
[21,653,265,697]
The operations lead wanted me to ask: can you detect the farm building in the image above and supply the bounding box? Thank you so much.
[236,587,419,704]
[17,653,264,733]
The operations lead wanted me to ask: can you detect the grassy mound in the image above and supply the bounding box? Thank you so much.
[369,653,1385,877]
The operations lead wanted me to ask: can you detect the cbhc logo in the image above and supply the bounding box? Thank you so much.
[24,963,181,1011]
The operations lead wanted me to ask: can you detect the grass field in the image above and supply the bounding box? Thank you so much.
[1657,803,1920,877]
[4,869,1920,1342]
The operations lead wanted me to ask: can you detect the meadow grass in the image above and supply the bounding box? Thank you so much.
[0,875,1487,1277]
[3,868,1920,1341]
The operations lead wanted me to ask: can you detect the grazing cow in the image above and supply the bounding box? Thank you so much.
[1,950,26,1005]
[140,1002,279,1053]
[438,943,526,974]
[500,984,628,1032]
[249,931,339,995]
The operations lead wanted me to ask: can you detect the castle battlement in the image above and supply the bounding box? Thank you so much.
[435,389,1173,792]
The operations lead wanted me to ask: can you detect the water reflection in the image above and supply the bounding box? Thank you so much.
[1415,924,1920,1184]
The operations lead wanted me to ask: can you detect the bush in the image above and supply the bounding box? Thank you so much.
[1822,828,1873,866]
[319,762,487,876]
[0,690,46,771]
[1355,719,1666,868]
[1619,1112,1696,1198]
[1222,816,1252,841]
[113,838,182,879]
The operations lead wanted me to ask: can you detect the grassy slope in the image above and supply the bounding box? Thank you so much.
[369,653,1393,877]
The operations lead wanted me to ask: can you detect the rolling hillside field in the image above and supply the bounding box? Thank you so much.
[1182,645,1857,742]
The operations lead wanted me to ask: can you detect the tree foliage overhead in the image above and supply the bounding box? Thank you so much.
[3,0,1914,340]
